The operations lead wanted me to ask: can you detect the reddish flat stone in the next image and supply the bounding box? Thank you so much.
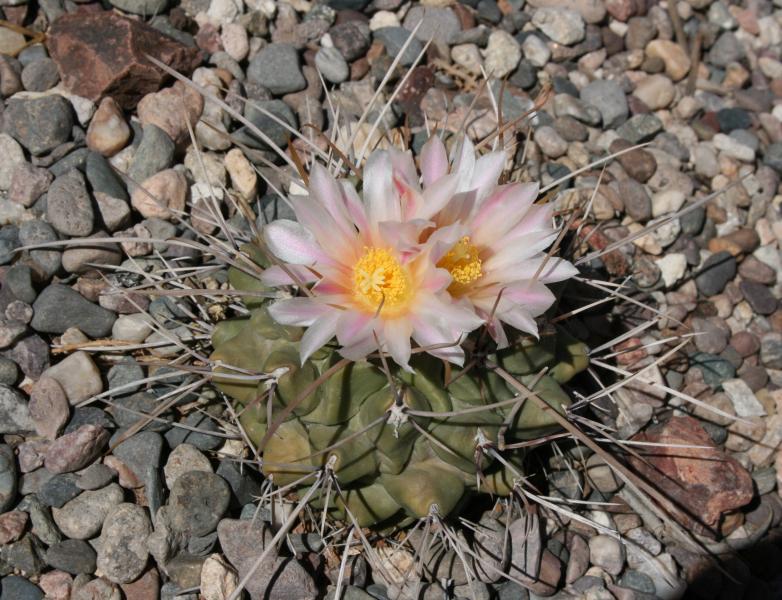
[46,12,202,109]
[629,416,754,538]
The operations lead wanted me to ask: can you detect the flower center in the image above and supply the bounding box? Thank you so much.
[353,247,412,313]
[439,237,483,295]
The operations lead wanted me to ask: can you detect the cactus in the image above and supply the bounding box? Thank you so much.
[211,243,588,528]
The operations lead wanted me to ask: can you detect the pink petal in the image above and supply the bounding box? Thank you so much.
[418,173,459,221]
[309,163,355,238]
[389,148,418,189]
[481,256,576,287]
[500,282,556,316]
[378,220,431,254]
[417,294,484,337]
[340,181,370,233]
[264,220,325,265]
[268,297,332,326]
[497,306,539,338]
[421,136,448,187]
[364,151,401,225]
[471,183,538,243]
[470,150,506,201]
[336,311,374,347]
[482,230,558,272]
[340,334,379,362]
[288,195,354,260]
[300,309,340,363]
[383,319,413,371]
[261,264,318,286]
[452,138,476,195]
[410,318,465,365]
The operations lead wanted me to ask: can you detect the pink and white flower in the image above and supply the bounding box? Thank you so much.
[391,135,578,347]
[261,135,576,368]
[261,159,483,369]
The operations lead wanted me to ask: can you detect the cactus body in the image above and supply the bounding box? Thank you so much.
[211,244,588,527]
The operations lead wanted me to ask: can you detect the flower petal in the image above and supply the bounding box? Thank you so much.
[470,150,506,202]
[264,219,324,265]
[383,319,413,371]
[268,297,332,326]
[421,136,448,187]
[411,318,465,365]
[261,264,318,286]
[336,311,374,347]
[418,173,459,221]
[300,309,340,363]
[309,163,355,238]
[364,150,401,225]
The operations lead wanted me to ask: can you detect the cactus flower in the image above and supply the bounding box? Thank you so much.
[410,136,578,347]
[261,159,483,368]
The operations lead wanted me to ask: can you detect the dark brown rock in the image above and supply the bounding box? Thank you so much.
[610,139,657,182]
[629,416,754,538]
[46,12,202,110]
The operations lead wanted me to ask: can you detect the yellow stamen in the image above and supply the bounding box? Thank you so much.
[353,247,412,314]
[439,236,483,295]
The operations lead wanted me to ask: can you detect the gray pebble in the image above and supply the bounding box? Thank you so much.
[0,384,33,434]
[247,43,306,95]
[169,471,231,536]
[580,80,628,129]
[236,99,298,151]
[315,47,349,84]
[0,357,17,385]
[695,251,736,296]
[374,27,425,67]
[18,220,61,281]
[0,575,44,600]
[3,95,73,155]
[128,124,175,184]
[108,0,168,15]
[97,503,152,584]
[165,411,223,451]
[38,473,81,508]
[20,58,59,92]
[46,169,94,237]
[31,284,116,338]
[44,539,97,575]
[52,483,124,540]
[86,151,128,202]
[0,444,16,512]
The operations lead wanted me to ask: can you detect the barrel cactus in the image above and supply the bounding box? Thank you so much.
[209,134,587,528]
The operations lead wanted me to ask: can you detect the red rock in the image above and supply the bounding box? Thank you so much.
[570,220,629,277]
[121,568,160,600]
[136,82,204,146]
[39,570,73,600]
[0,510,28,544]
[44,424,109,474]
[605,0,635,21]
[46,12,202,110]
[629,416,754,538]
[28,377,70,441]
[195,22,223,54]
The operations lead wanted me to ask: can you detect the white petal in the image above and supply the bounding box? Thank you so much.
[383,319,413,371]
[261,264,318,286]
[364,151,401,224]
[300,310,340,363]
[418,173,459,221]
[268,298,331,326]
[470,150,506,201]
[411,318,465,365]
[263,219,323,265]
[421,135,449,187]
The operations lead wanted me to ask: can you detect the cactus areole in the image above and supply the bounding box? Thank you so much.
[211,137,587,528]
